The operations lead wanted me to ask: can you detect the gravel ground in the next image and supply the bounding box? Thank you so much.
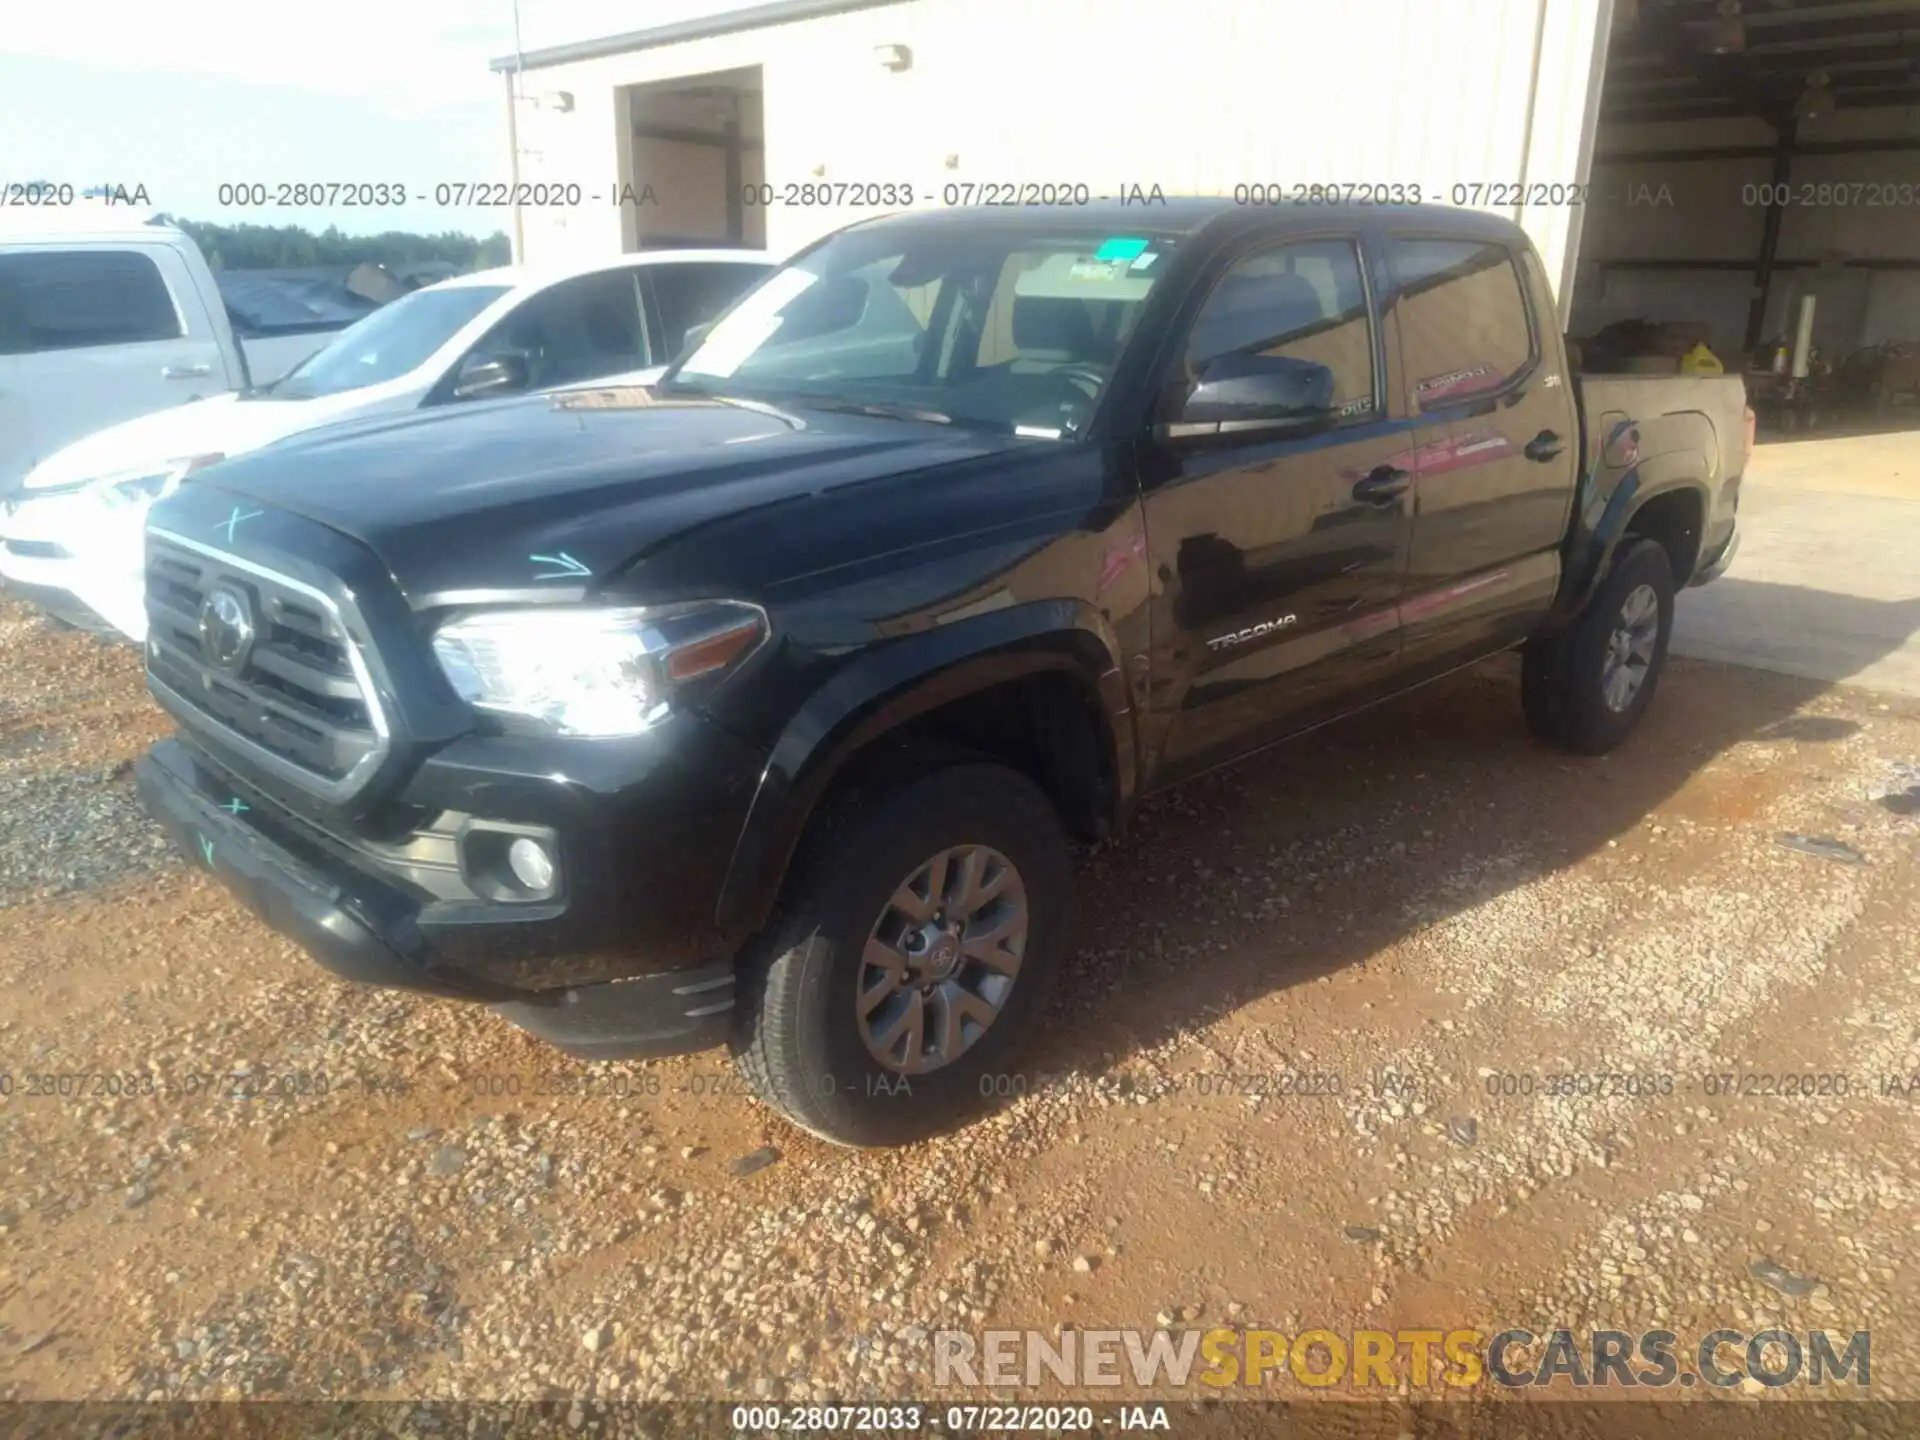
[0,610,176,905]
[1,595,1917,1424]
[0,767,179,903]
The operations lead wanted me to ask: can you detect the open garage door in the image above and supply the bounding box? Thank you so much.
[618,68,767,252]
[1572,0,1920,432]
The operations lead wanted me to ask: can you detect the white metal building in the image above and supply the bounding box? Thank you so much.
[494,0,1920,358]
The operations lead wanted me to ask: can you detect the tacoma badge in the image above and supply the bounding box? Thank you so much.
[1206,614,1298,652]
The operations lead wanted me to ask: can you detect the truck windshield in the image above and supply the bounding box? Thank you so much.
[258,285,510,400]
[663,224,1178,436]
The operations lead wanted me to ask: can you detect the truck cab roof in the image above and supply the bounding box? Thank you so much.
[842,198,1530,244]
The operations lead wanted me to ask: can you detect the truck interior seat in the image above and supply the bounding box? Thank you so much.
[1008,297,1114,372]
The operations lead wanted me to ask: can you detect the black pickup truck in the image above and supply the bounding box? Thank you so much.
[134,201,1744,1145]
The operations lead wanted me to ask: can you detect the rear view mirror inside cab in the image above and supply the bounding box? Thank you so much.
[888,247,970,289]
[781,276,869,337]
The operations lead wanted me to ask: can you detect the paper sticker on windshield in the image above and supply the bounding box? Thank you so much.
[1093,237,1150,263]
[1129,251,1159,271]
[1021,253,1155,300]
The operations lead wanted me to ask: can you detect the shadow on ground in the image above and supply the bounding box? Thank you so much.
[1674,579,1920,695]
[1023,581,1918,1087]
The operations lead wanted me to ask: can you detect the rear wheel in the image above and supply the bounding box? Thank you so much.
[731,762,1074,1146]
[1523,537,1676,755]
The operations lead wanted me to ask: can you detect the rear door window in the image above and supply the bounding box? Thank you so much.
[1387,238,1535,409]
[0,249,184,354]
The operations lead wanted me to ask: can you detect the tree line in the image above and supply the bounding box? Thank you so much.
[153,217,511,274]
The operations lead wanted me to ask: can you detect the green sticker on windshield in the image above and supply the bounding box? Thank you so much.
[1093,236,1150,262]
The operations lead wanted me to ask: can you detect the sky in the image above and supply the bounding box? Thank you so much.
[1,1,747,238]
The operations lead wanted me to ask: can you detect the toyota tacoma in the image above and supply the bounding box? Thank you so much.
[134,201,1746,1145]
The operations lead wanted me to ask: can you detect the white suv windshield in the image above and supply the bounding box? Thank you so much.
[261,284,510,400]
[665,224,1177,436]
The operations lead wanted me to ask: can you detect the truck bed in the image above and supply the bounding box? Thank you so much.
[1575,372,1750,484]
[1570,370,1748,592]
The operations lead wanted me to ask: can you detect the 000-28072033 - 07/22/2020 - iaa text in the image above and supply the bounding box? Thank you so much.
[97,176,1624,213]
[724,1402,1174,1432]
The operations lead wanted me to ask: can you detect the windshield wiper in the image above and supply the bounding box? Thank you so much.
[789,397,954,426]
[658,379,971,429]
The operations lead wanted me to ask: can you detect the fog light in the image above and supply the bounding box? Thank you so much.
[507,837,555,892]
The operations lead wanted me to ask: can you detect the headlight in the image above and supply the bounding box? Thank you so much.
[430,602,768,737]
[100,453,227,507]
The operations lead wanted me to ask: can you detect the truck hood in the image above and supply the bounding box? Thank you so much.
[21,388,378,492]
[177,386,1023,602]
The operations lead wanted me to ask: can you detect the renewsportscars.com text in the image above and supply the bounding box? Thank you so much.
[933,1327,1870,1390]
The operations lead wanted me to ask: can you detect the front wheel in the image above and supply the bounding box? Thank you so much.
[731,762,1074,1146]
[1523,537,1676,755]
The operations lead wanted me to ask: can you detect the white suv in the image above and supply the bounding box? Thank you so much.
[0,248,774,641]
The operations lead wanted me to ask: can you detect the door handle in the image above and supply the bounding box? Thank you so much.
[162,364,212,379]
[1524,430,1564,462]
[1352,465,1411,505]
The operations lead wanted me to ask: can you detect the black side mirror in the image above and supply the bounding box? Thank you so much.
[452,351,530,400]
[1172,353,1335,433]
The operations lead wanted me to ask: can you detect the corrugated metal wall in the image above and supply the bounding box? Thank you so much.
[1579,108,1920,354]
[511,0,1609,315]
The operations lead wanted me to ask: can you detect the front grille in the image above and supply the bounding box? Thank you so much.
[145,532,388,795]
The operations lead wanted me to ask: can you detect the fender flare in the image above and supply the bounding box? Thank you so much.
[713,598,1136,936]
[1553,460,1713,630]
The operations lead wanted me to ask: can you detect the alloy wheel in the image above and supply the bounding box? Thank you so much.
[1601,581,1660,712]
[855,844,1028,1075]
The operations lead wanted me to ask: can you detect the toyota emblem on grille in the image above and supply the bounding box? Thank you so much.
[198,586,256,670]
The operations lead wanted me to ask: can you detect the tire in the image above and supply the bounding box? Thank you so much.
[731,762,1075,1147]
[1523,537,1676,755]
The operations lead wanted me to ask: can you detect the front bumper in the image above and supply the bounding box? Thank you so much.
[0,490,149,641]
[135,735,750,1059]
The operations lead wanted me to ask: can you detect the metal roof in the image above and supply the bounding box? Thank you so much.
[214,271,388,333]
[1606,0,1920,125]
[489,0,912,73]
